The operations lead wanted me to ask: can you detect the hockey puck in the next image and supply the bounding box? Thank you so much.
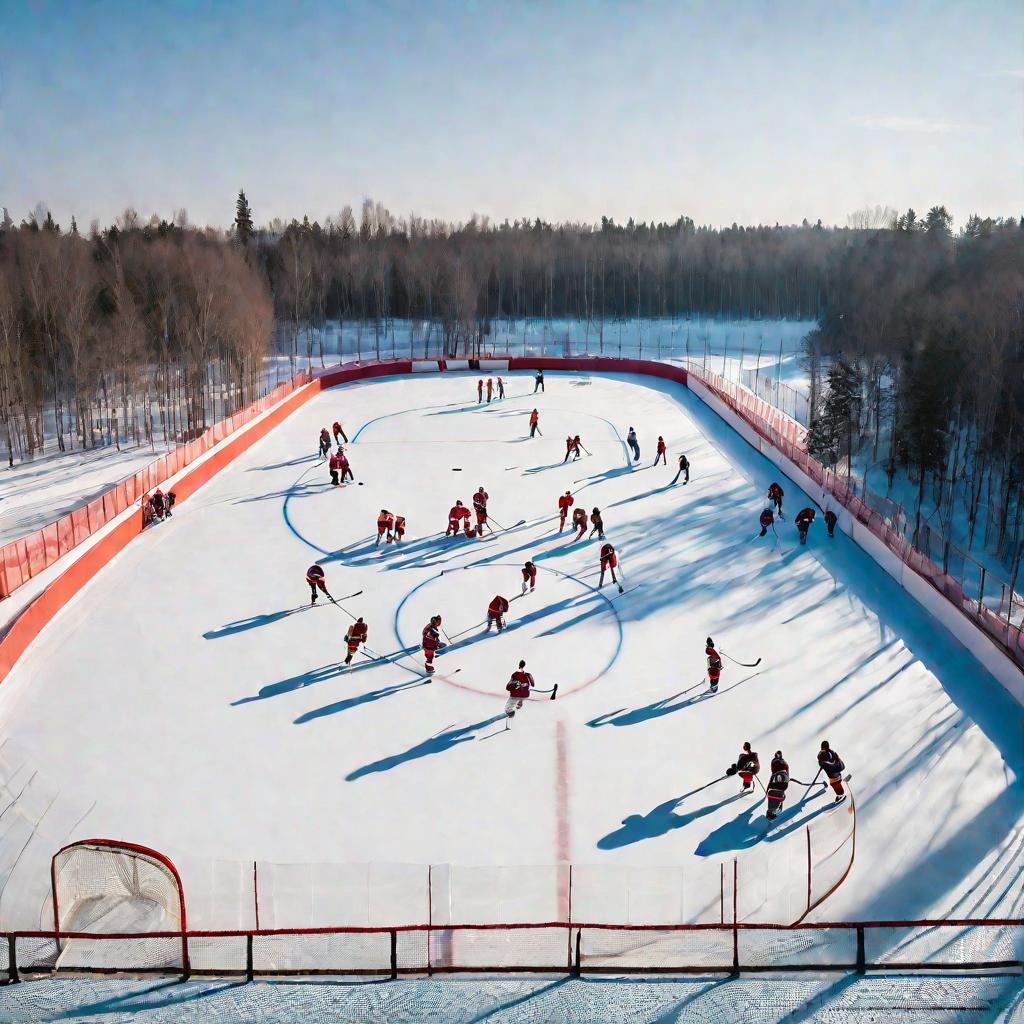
[452,467,462,471]
[358,481,364,485]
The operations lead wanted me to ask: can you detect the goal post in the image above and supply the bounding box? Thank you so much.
[50,838,189,973]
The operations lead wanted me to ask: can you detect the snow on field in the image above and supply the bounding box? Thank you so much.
[0,442,170,547]
[0,370,1020,931]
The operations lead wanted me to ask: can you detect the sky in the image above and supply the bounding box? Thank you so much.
[1,0,1021,230]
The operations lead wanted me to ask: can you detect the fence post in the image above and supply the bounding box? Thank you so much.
[246,934,254,982]
[731,860,740,976]
[573,929,581,976]
[390,930,398,980]
[806,826,813,917]
[978,567,987,615]
[855,926,866,974]
[6,935,17,984]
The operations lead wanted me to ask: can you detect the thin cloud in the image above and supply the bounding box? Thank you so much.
[851,115,978,134]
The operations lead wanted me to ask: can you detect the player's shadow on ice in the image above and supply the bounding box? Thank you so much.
[204,605,316,639]
[232,647,421,704]
[597,792,745,850]
[294,678,431,724]
[695,789,826,855]
[346,716,505,781]
[248,454,320,471]
[235,480,333,504]
[587,675,761,728]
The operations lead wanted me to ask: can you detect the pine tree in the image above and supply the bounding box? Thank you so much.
[807,360,863,470]
[233,189,254,245]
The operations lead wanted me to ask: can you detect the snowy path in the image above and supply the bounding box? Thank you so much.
[0,371,1019,929]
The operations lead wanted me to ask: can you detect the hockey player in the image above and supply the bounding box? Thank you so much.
[447,500,470,536]
[671,453,690,485]
[768,482,785,517]
[487,594,510,632]
[521,560,538,595]
[332,420,349,445]
[472,487,489,534]
[759,507,775,537]
[463,517,478,539]
[795,507,816,545]
[571,506,588,540]
[376,509,395,546]
[392,514,406,544]
[305,564,331,604]
[338,449,354,483]
[344,617,368,665]
[477,379,484,403]
[165,491,176,517]
[817,741,847,803]
[329,450,342,486]
[626,427,640,462]
[151,488,167,520]
[571,434,584,460]
[534,369,545,393]
[319,428,331,459]
[529,409,540,438]
[824,509,838,538]
[589,507,605,540]
[705,636,723,694]
[558,490,574,531]
[654,436,667,466]
[421,615,444,674]
[766,752,790,820]
[486,377,494,403]
[725,742,760,794]
[563,435,574,463]
[497,376,505,399]
[505,660,535,718]
[598,542,618,588]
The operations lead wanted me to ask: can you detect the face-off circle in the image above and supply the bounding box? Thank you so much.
[394,562,623,699]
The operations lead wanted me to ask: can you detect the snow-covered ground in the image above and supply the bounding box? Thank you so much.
[0,442,170,547]
[0,371,1020,935]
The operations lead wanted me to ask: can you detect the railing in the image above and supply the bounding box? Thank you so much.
[2,919,1020,982]
[683,362,1024,672]
[0,371,309,600]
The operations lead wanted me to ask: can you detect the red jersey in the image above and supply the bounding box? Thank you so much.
[394,515,406,534]
[796,508,816,526]
[521,563,537,582]
[488,595,510,618]
[600,544,616,569]
[377,512,394,532]
[760,509,774,526]
[346,621,368,643]
[449,504,469,522]
[706,645,722,681]
[507,670,534,699]
[422,625,442,652]
[329,453,341,471]
[332,421,342,434]
[558,494,574,512]
[572,508,587,525]
[529,411,539,425]
[320,428,330,442]
[657,438,666,453]
[768,483,784,499]
[306,565,325,584]
[338,454,350,469]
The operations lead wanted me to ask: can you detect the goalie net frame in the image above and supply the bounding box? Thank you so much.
[50,838,189,973]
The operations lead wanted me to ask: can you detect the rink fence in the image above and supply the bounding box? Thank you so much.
[1,919,1020,982]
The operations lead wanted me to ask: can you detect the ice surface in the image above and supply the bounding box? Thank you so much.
[0,371,1019,930]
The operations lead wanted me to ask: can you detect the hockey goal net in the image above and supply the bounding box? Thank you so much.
[50,839,189,972]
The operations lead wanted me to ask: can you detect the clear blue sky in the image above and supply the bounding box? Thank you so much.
[2,0,1021,229]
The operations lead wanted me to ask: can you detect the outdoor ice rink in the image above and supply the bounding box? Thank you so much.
[0,370,1020,930]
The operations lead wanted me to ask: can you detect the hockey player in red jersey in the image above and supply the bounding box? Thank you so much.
[487,594,510,632]
[392,514,406,543]
[329,450,342,486]
[477,379,484,403]
[338,449,354,483]
[447,500,470,536]
[654,436,667,466]
[571,506,588,540]
[817,741,847,803]
[726,742,760,793]
[598,542,618,588]
[557,490,574,531]
[473,487,489,534]
[759,507,775,537]
[486,377,493,403]
[376,510,395,546]
[563,435,574,463]
[332,420,348,445]
[421,615,444,674]
[795,507,816,545]
[589,507,605,539]
[521,560,537,595]
[768,482,785,517]
[766,752,790,820]
[504,660,535,718]
[705,636,723,694]
[305,564,331,604]
[344,617,368,665]
[824,509,838,538]
[529,409,540,438]
[319,427,331,459]
[497,376,505,399]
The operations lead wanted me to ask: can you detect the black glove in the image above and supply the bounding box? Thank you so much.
[725,764,737,776]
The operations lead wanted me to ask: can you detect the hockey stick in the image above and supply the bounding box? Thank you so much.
[329,589,363,604]
[680,678,710,696]
[720,650,762,668]
[678,774,729,799]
